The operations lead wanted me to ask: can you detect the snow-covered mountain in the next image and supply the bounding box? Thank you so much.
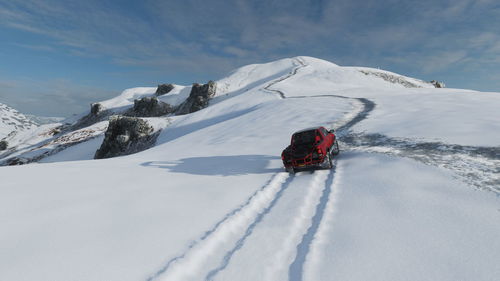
[0,102,38,139]
[0,56,499,281]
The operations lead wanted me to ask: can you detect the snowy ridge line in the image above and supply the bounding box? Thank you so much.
[204,174,296,281]
[145,172,285,281]
[288,163,337,281]
[155,173,290,281]
[0,125,108,165]
[263,58,307,99]
[264,170,330,281]
[303,161,343,281]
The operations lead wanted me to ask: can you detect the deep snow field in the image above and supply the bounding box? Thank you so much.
[1,56,499,281]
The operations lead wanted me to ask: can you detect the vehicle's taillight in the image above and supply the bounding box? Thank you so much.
[317,148,323,155]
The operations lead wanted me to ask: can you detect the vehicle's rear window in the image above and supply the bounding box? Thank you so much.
[293,130,317,145]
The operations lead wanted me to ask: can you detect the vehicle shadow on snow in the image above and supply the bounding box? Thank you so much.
[141,155,283,176]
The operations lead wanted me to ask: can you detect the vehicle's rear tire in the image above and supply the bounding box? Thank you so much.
[323,153,333,169]
[331,139,340,156]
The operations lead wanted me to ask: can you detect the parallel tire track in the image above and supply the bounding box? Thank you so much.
[288,163,337,281]
[263,170,330,281]
[204,175,295,281]
[150,173,290,281]
[146,173,283,281]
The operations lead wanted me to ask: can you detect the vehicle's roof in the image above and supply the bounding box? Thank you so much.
[294,126,323,134]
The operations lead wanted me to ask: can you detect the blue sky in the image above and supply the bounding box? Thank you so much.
[0,0,499,117]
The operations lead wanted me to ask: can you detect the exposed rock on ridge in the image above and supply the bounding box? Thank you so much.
[126,97,173,117]
[360,70,423,88]
[94,116,159,159]
[68,102,111,132]
[155,84,174,96]
[430,80,446,88]
[176,81,217,115]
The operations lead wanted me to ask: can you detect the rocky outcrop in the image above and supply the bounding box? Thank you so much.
[430,80,446,88]
[94,116,159,159]
[126,97,173,117]
[176,81,217,115]
[90,103,105,116]
[0,140,7,151]
[155,84,174,96]
[360,70,422,88]
[69,102,111,132]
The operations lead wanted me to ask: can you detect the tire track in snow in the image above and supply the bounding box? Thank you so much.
[151,172,290,281]
[263,58,307,99]
[286,95,375,136]
[146,174,281,281]
[203,174,295,281]
[263,170,330,281]
[303,161,343,281]
[288,162,337,281]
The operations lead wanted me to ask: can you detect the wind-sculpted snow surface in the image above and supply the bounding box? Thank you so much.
[1,56,499,281]
[342,132,500,193]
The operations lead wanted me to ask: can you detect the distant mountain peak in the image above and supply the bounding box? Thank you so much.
[0,103,38,140]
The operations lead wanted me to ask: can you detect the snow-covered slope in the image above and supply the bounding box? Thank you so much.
[90,85,191,114]
[0,56,499,281]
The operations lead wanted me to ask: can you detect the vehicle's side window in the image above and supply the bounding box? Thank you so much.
[320,128,328,136]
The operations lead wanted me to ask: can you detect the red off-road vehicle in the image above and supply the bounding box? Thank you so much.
[281,126,339,173]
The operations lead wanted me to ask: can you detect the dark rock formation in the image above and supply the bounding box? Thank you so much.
[0,140,7,151]
[430,80,446,88]
[155,84,175,96]
[127,97,173,117]
[68,103,111,132]
[176,81,217,115]
[91,103,104,116]
[94,116,159,159]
